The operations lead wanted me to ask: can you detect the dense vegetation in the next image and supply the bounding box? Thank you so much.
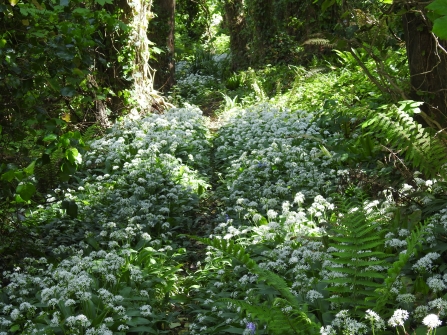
[2,0,447,334]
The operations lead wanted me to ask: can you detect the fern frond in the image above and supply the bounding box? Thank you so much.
[190,236,319,334]
[324,198,390,313]
[362,104,447,178]
[221,298,314,335]
[303,38,335,48]
[375,221,428,313]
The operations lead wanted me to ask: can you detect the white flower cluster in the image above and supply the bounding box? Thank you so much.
[0,108,212,334]
[214,104,340,221]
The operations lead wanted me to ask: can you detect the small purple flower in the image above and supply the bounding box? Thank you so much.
[246,322,256,335]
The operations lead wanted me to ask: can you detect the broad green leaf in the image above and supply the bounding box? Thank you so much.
[9,0,19,6]
[60,0,69,6]
[0,39,6,48]
[1,170,15,182]
[65,147,82,165]
[60,161,76,181]
[321,0,336,12]
[23,160,36,176]
[432,16,447,39]
[43,133,57,142]
[9,324,20,332]
[427,0,447,16]
[16,182,36,201]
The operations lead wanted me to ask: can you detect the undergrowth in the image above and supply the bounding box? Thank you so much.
[2,52,447,335]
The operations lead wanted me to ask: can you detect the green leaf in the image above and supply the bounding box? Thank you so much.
[61,200,78,219]
[60,86,76,97]
[23,160,36,176]
[9,324,20,332]
[219,326,244,334]
[60,0,69,6]
[86,237,100,250]
[127,326,157,333]
[95,0,112,5]
[427,0,447,16]
[432,16,447,39]
[65,147,82,165]
[321,0,336,12]
[43,134,58,142]
[16,182,36,201]
[1,169,16,182]
[60,161,76,181]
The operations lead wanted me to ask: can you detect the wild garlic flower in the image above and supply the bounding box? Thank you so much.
[306,290,324,303]
[320,325,336,335]
[427,275,446,293]
[365,309,385,331]
[422,314,442,329]
[412,252,440,273]
[388,309,409,327]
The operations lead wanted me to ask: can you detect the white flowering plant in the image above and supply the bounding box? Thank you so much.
[3,57,447,335]
[184,103,447,334]
[0,108,211,334]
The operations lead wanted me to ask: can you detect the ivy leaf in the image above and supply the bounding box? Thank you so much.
[427,0,447,16]
[432,16,447,40]
[16,182,36,201]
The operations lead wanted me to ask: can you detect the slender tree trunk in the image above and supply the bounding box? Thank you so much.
[403,9,447,129]
[149,0,175,92]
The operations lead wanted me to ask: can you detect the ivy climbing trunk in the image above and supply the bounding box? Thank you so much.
[149,0,175,92]
[403,9,447,129]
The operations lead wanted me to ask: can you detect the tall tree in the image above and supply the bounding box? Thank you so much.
[222,0,248,70]
[402,5,447,129]
[149,0,175,92]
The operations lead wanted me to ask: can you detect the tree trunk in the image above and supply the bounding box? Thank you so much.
[149,0,175,92]
[403,9,447,129]
[245,0,275,64]
[223,0,248,70]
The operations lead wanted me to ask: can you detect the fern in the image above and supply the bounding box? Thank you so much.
[191,236,319,334]
[362,101,447,178]
[324,198,390,313]
[375,221,428,313]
